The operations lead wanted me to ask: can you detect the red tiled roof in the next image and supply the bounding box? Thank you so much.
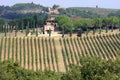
[72,18,81,21]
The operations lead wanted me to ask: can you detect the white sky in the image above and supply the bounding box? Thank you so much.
[0,0,120,9]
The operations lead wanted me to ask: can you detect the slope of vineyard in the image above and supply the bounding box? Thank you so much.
[0,33,120,72]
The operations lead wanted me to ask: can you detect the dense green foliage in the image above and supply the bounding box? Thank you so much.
[0,60,61,80]
[0,51,120,80]
[0,2,46,11]
[0,3,48,19]
[55,16,74,37]
[8,15,44,30]
[59,8,100,18]
[55,15,120,36]
[59,7,119,18]
[62,55,120,80]
[11,2,46,10]
[108,10,120,18]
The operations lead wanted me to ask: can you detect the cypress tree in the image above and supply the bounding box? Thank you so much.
[26,21,29,36]
[36,24,38,37]
[4,25,6,37]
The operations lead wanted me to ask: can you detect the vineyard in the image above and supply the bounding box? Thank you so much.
[0,33,120,72]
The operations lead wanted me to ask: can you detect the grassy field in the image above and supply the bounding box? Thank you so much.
[0,33,120,72]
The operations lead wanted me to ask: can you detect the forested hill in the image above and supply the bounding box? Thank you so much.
[0,3,48,19]
[0,3,120,20]
[64,7,119,18]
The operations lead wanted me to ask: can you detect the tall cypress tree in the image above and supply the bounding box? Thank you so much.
[15,23,18,37]
[26,21,29,36]
[33,20,35,33]
[4,25,6,37]
[36,24,38,37]
[21,21,24,33]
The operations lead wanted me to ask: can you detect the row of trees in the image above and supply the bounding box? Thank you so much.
[0,15,120,37]
[0,15,48,36]
[55,16,120,37]
[8,15,44,30]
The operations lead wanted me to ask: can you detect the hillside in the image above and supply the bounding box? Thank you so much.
[0,33,120,72]
[0,3,48,19]
[0,3,120,20]
[68,7,119,17]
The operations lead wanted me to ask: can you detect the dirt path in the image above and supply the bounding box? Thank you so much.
[40,38,44,71]
[28,37,32,70]
[43,38,49,70]
[73,38,81,61]
[49,39,56,71]
[88,37,99,57]
[51,39,59,72]
[111,34,120,51]
[95,37,109,60]
[107,35,118,55]
[17,37,20,64]
[66,38,73,65]
[1,37,5,61]
[32,37,36,71]
[36,37,40,70]
[47,39,53,71]
[37,37,42,71]
[5,38,7,61]
[104,36,116,60]
[77,38,87,57]
[9,38,12,60]
[21,37,24,68]
[55,38,66,72]
[67,38,76,64]
[93,37,106,59]
[70,38,80,64]
[99,36,112,59]
[84,37,94,57]
[3,38,7,61]
[45,39,50,70]
[37,38,42,71]
[25,37,28,69]
[61,38,69,71]
[74,38,83,57]
[14,37,16,62]
[3,38,6,61]
[90,37,103,58]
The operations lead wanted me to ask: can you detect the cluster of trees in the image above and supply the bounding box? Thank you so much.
[59,8,100,18]
[0,15,48,36]
[62,51,120,80]
[0,51,120,80]
[11,2,46,10]
[8,15,44,29]
[55,16,120,37]
[0,19,5,33]
[0,60,61,80]
[55,16,74,37]
[108,10,120,18]
[0,3,48,19]
[2,12,48,20]
[0,2,46,11]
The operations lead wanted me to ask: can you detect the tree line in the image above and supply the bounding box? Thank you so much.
[0,15,120,37]
[55,16,120,37]
[0,15,49,36]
